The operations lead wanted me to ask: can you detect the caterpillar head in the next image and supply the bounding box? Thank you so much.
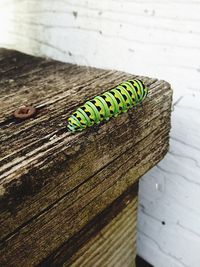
[67,112,87,132]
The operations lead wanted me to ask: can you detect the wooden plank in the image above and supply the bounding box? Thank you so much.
[40,182,138,267]
[0,49,172,266]
[67,197,137,267]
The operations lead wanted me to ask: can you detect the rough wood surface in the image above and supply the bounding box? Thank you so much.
[68,196,138,267]
[41,182,138,267]
[0,49,172,266]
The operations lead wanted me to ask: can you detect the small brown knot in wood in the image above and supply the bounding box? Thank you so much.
[13,105,36,120]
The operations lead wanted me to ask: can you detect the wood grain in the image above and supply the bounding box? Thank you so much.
[40,182,138,267]
[68,197,138,267]
[0,49,172,266]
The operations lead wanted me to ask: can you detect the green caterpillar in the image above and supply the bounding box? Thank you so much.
[67,79,148,132]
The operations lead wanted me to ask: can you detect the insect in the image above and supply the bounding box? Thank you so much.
[67,79,148,132]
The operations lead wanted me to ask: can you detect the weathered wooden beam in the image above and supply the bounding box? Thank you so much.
[0,49,172,266]
[40,182,139,267]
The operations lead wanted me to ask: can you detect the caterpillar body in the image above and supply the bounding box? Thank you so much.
[67,79,148,132]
